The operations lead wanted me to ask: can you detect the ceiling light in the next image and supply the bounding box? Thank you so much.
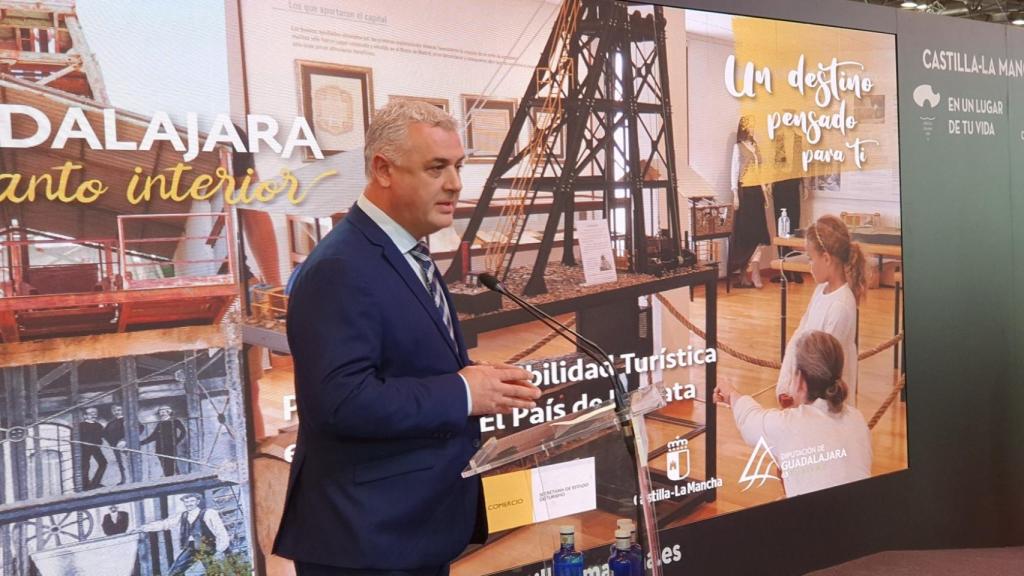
[1010,11,1024,25]
[900,1,918,7]
[916,3,929,10]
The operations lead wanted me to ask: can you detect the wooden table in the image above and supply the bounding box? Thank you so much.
[773,227,903,259]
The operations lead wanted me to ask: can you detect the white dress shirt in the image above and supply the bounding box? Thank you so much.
[732,395,872,497]
[356,194,473,416]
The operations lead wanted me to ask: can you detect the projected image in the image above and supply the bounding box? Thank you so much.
[684,7,906,516]
[230,1,908,575]
[0,2,257,576]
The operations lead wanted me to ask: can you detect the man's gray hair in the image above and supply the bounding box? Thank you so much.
[364,100,458,180]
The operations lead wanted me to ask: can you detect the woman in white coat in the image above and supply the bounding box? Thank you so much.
[715,330,872,497]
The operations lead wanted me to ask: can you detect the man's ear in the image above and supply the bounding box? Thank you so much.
[371,154,394,187]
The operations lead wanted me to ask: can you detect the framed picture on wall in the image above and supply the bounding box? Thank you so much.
[287,214,324,268]
[809,165,842,194]
[852,94,885,123]
[530,107,565,160]
[296,61,374,160]
[389,95,450,112]
[462,95,516,163]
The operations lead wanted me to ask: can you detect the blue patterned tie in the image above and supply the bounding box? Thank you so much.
[409,241,455,342]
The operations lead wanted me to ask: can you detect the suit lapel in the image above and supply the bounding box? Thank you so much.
[347,205,463,364]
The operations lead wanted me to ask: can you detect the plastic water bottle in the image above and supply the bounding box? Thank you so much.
[609,519,632,556]
[778,208,791,238]
[608,529,634,576]
[553,525,584,576]
[608,519,644,575]
[628,524,643,575]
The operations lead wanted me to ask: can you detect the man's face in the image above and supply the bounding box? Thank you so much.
[182,497,199,511]
[158,408,171,420]
[380,123,464,238]
[109,505,119,513]
[84,408,98,422]
[111,406,123,418]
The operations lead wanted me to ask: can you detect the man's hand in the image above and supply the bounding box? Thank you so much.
[460,364,540,416]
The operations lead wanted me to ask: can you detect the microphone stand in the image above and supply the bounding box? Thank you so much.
[479,274,628,412]
[478,273,659,574]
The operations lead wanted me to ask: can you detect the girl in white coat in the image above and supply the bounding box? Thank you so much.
[716,330,872,497]
[777,214,868,407]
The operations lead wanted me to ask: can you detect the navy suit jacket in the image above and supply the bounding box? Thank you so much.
[273,204,483,569]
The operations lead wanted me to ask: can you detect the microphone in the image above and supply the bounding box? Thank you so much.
[477,272,503,292]
[478,273,610,363]
[478,273,629,412]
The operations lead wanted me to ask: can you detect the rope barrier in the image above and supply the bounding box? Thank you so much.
[504,317,578,364]
[654,293,903,366]
[858,332,903,361]
[655,294,781,368]
[503,292,901,373]
[503,292,907,430]
[868,373,906,430]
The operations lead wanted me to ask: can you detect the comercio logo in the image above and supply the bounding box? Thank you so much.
[487,498,525,511]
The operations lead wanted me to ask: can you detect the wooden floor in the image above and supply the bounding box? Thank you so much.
[251,272,908,575]
[677,276,908,520]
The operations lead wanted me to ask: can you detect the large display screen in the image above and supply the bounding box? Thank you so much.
[235,2,909,574]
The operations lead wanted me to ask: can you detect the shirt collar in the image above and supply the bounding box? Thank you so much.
[810,398,835,414]
[357,193,420,255]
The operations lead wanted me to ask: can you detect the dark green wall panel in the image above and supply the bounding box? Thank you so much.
[1006,26,1024,544]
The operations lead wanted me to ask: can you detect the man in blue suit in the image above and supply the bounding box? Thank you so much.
[274,100,541,575]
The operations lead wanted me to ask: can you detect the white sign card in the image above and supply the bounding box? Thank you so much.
[576,219,618,286]
[530,457,597,522]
